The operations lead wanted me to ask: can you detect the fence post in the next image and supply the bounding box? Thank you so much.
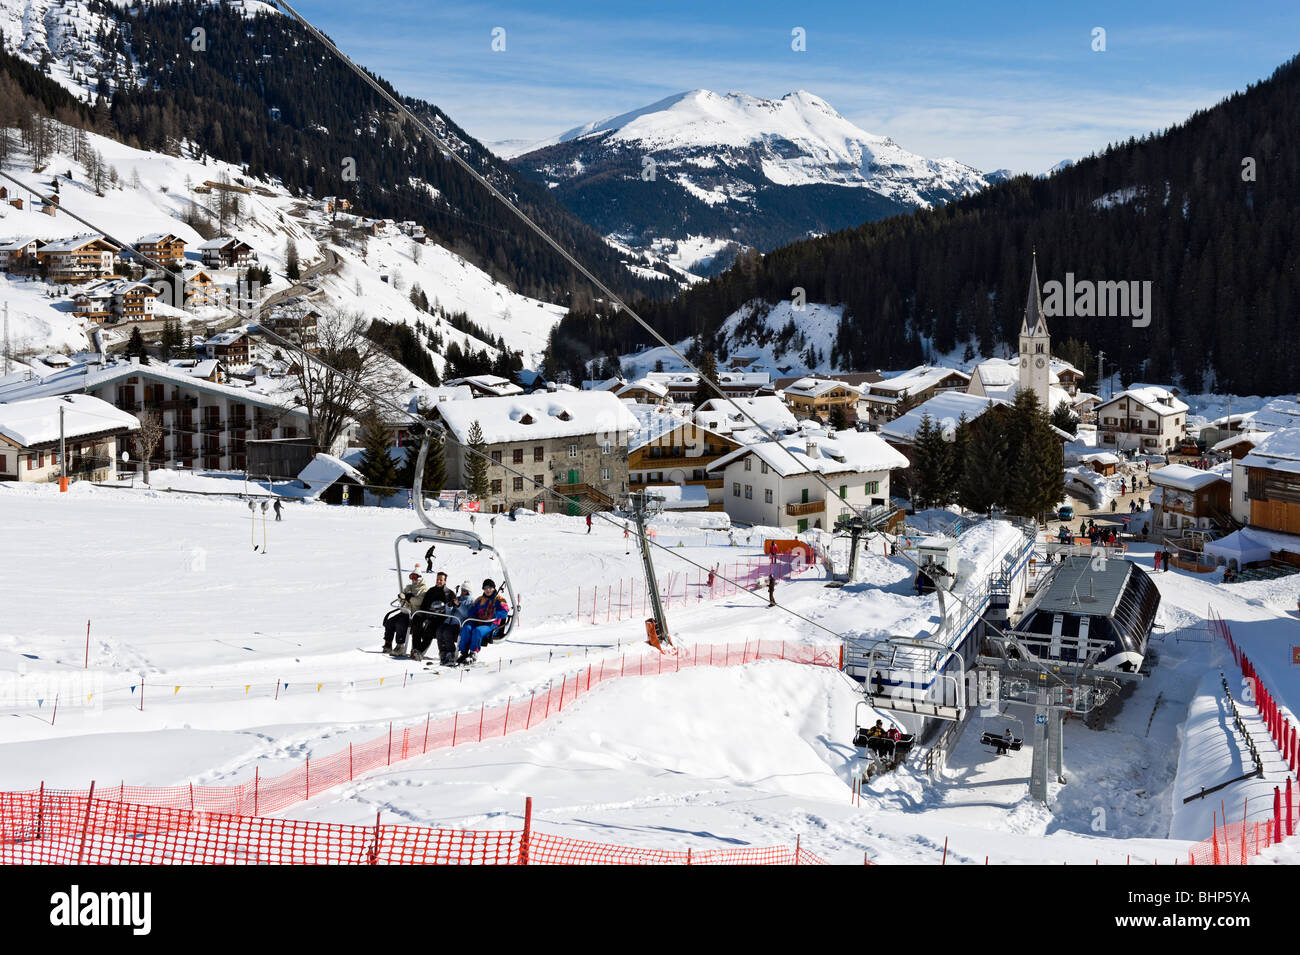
[36,781,45,841]
[254,766,260,814]
[388,722,393,765]
[526,691,535,729]
[686,847,692,865]
[1288,777,1295,838]
[591,588,597,625]
[587,664,592,691]
[453,712,459,746]
[504,698,511,737]
[478,701,485,741]
[1275,787,1283,844]
[424,714,431,753]
[76,781,96,864]
[794,834,800,865]
[370,811,381,865]
[519,796,532,865]
[559,674,566,712]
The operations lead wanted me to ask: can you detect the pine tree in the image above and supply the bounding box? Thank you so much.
[1050,399,1079,437]
[959,412,1006,514]
[912,415,953,509]
[126,326,149,364]
[691,351,718,408]
[356,413,398,497]
[828,404,850,431]
[400,428,446,495]
[285,237,300,281]
[464,419,489,498]
[950,413,971,492]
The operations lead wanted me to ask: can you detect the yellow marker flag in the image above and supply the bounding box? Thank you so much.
[379,677,385,685]
[245,685,250,693]
[317,683,323,692]
[87,694,93,703]
[174,687,180,694]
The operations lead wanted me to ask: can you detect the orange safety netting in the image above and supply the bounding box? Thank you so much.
[0,790,824,865]
[1,639,839,865]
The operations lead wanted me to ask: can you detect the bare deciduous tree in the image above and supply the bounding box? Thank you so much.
[282,307,401,453]
[132,411,164,485]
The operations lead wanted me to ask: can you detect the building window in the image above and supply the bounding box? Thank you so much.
[533,446,544,462]
[744,457,751,471]
[601,467,611,481]
[535,474,544,488]
[760,461,769,475]
[744,484,752,500]
[491,479,502,494]
[568,444,578,458]
[764,489,773,504]
[602,442,612,455]
[492,451,503,464]
[513,477,524,492]
[733,482,740,497]
[513,448,524,464]
[865,480,879,495]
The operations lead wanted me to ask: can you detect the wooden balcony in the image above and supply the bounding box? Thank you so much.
[785,499,825,517]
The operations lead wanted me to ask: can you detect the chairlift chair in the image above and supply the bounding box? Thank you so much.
[852,700,916,766]
[393,424,519,641]
[979,708,1024,756]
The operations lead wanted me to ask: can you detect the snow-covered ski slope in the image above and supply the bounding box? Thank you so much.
[1,481,1298,863]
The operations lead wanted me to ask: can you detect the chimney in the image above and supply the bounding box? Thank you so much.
[805,439,820,459]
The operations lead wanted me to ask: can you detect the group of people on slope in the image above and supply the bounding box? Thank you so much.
[382,570,510,666]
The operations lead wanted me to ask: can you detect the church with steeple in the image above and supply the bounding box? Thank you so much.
[1018,253,1053,409]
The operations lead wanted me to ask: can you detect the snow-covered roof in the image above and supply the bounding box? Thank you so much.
[1204,527,1300,563]
[297,453,365,494]
[1252,398,1300,432]
[783,377,862,398]
[645,370,771,387]
[1211,431,1270,453]
[616,377,669,399]
[0,356,302,415]
[204,330,249,347]
[0,394,138,448]
[707,429,908,478]
[1242,429,1300,475]
[869,365,970,395]
[434,391,639,445]
[1149,463,1228,492]
[644,484,710,509]
[39,234,115,253]
[445,375,524,397]
[197,236,239,250]
[1099,386,1189,416]
[407,386,474,413]
[880,392,1008,444]
[1080,451,1120,464]
[696,396,797,434]
[0,237,39,251]
[136,233,181,244]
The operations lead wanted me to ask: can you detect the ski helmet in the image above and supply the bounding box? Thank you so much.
[482,578,496,590]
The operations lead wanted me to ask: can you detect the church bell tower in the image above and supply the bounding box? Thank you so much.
[1019,252,1052,410]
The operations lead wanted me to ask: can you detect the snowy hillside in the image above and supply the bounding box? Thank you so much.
[0,120,565,368]
[623,299,847,379]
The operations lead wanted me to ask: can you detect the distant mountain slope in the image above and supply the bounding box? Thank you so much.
[546,55,1300,396]
[512,89,989,275]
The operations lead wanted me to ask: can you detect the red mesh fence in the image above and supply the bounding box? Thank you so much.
[0,789,823,865]
[577,554,814,624]
[0,640,840,865]
[1185,608,1299,864]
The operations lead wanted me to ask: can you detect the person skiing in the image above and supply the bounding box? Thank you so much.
[767,574,776,608]
[456,579,510,665]
[707,567,716,590]
[585,513,593,534]
[383,571,427,656]
[424,544,436,573]
[411,571,457,662]
[273,499,282,521]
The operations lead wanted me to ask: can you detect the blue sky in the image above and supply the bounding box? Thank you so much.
[298,0,1300,172]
